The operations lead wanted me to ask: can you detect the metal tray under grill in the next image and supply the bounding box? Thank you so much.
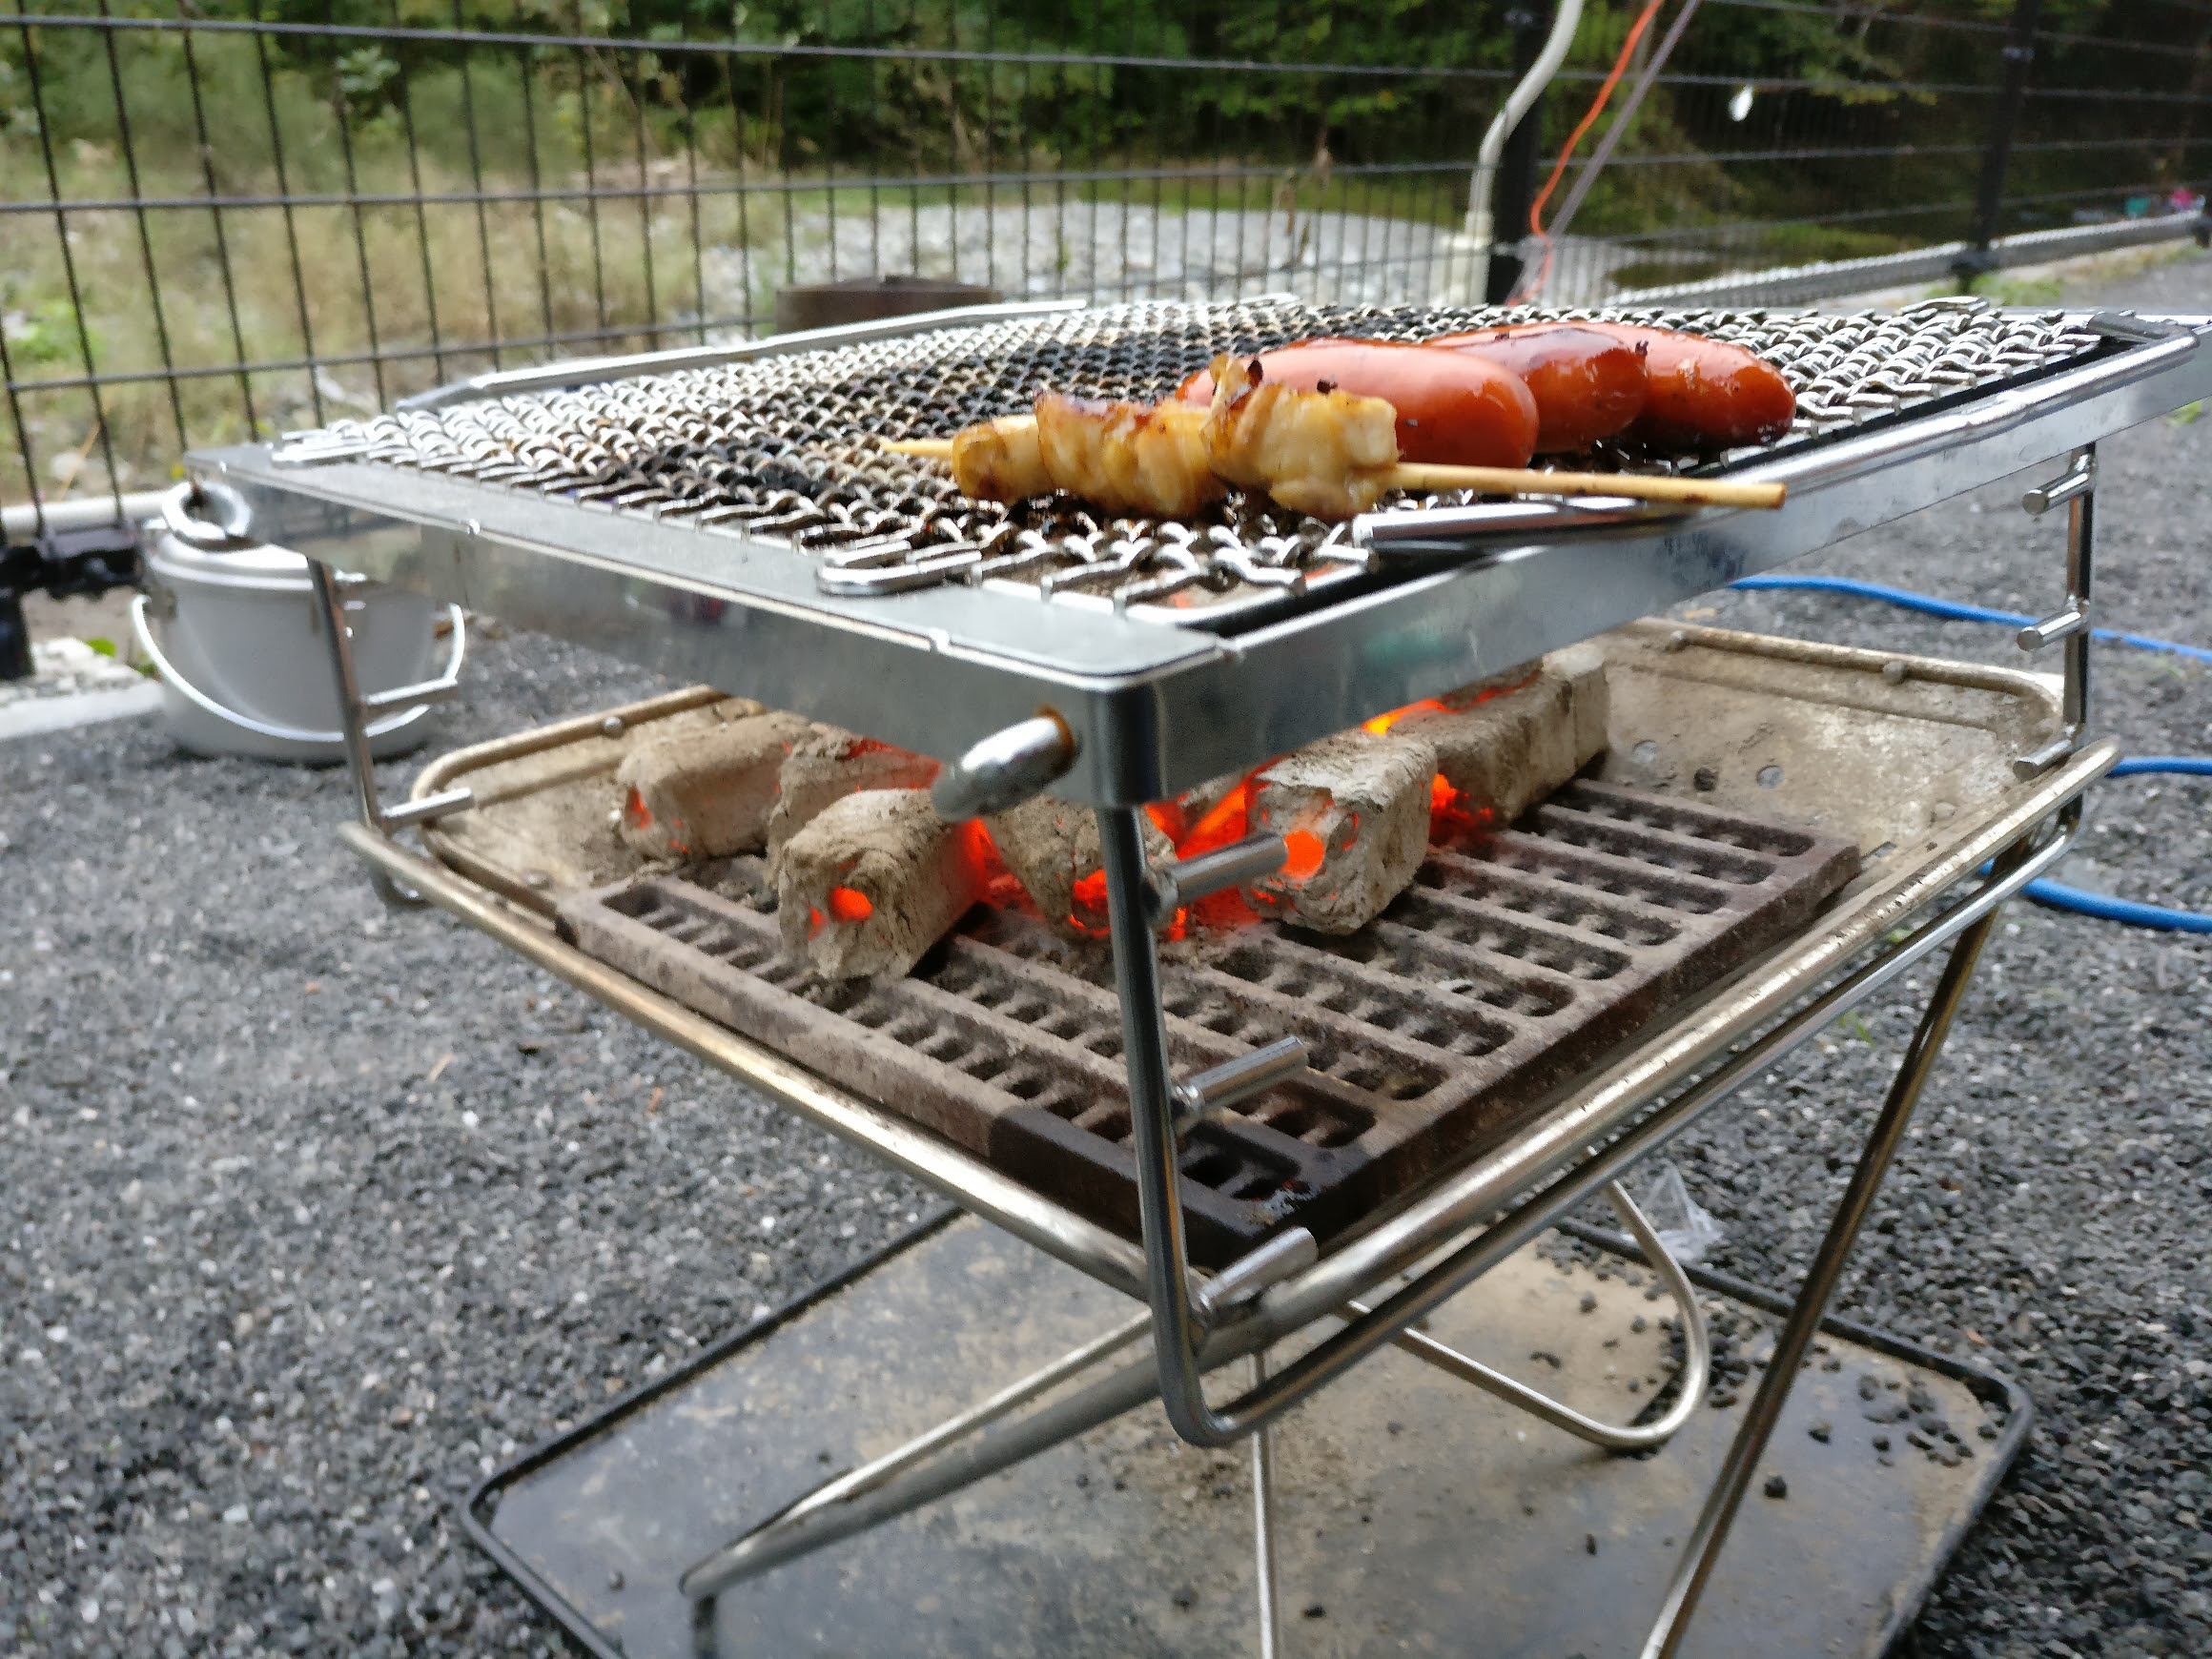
[556,782,1855,1263]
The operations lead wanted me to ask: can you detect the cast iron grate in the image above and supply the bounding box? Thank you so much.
[556,779,1855,1264]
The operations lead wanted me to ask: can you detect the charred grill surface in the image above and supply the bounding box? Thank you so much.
[559,781,1857,1263]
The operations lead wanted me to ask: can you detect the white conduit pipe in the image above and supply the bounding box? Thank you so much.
[1450,0,1585,303]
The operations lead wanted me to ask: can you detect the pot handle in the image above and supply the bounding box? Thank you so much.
[131,592,468,747]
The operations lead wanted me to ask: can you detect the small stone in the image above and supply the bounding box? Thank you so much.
[1302,1605,1327,1620]
[607,1570,625,1591]
[1172,1587,1196,1609]
[1579,1292,1598,1313]
[1763,1475,1789,1500]
[1808,1421,1832,1444]
[1585,1532,1599,1555]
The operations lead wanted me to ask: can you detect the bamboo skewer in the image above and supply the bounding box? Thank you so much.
[882,438,1786,510]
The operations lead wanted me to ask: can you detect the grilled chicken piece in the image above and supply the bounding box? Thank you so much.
[1034,393,1224,519]
[946,396,1224,519]
[949,413,1054,504]
[937,362,1397,522]
[1202,354,1400,521]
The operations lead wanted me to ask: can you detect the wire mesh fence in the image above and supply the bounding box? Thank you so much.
[4,0,2209,526]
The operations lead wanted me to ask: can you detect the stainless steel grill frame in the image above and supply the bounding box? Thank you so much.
[218,297,2205,1659]
[192,298,2206,809]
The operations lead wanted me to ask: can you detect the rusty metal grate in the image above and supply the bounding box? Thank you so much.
[272,297,2100,629]
[557,780,1856,1263]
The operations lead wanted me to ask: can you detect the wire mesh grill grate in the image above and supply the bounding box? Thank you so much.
[272,295,2101,627]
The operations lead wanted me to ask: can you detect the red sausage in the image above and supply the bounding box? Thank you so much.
[1482,321,1794,450]
[1426,323,1649,453]
[1176,339,1539,469]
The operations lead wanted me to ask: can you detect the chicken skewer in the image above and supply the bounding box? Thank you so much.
[888,357,1787,521]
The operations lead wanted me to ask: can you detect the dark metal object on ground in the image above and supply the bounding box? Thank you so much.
[557,781,1855,1264]
[774,276,1003,336]
[463,1214,2031,1659]
[0,516,141,681]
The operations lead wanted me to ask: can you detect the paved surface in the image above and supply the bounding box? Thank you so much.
[3,253,2209,1658]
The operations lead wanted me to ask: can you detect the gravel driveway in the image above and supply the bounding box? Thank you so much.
[4,253,2209,1659]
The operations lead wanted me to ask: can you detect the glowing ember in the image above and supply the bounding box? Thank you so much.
[1280,829,1328,881]
[827,886,874,923]
[1428,773,1499,845]
[1069,869,1112,934]
[959,821,1032,913]
[1362,700,1445,736]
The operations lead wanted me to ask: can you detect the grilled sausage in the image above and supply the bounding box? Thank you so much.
[1176,339,1539,469]
[1423,323,1649,453]
[1469,320,1794,450]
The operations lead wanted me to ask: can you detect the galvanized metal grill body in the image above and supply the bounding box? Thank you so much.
[558,780,1856,1264]
[194,300,2208,805]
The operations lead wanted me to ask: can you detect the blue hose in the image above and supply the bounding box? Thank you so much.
[1730,573,2212,665]
[1726,577,2212,932]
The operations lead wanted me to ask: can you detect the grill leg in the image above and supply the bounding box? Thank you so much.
[1636,905,2002,1659]
[679,1309,1157,1599]
[1360,1178,1712,1453]
[307,559,424,911]
[1251,1349,1283,1659]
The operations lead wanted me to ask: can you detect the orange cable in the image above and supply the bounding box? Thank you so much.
[1517,0,1669,302]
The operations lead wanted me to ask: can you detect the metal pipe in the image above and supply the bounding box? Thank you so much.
[1637,900,2007,1659]
[2063,446,2095,738]
[1536,0,1706,259]
[1357,1178,1710,1453]
[680,1307,1154,1596]
[1251,1347,1282,1659]
[1172,1036,1310,1128]
[2,488,170,542]
[1096,803,1217,1443]
[1449,0,1585,301]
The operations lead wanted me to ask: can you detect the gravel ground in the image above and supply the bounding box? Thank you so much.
[4,252,2210,1658]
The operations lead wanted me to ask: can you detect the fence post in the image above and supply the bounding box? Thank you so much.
[1956,0,2042,281]
[1486,3,1557,303]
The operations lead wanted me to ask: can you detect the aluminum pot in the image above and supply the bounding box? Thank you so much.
[131,482,464,762]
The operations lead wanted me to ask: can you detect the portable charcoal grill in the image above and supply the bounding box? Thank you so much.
[182,293,2210,1658]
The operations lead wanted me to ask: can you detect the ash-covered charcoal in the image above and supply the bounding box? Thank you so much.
[765,728,943,860]
[616,707,817,859]
[985,794,1173,938]
[775,789,987,979]
[1243,729,1438,934]
[1394,642,1609,830]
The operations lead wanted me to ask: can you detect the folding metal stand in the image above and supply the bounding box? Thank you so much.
[285,446,2111,1657]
